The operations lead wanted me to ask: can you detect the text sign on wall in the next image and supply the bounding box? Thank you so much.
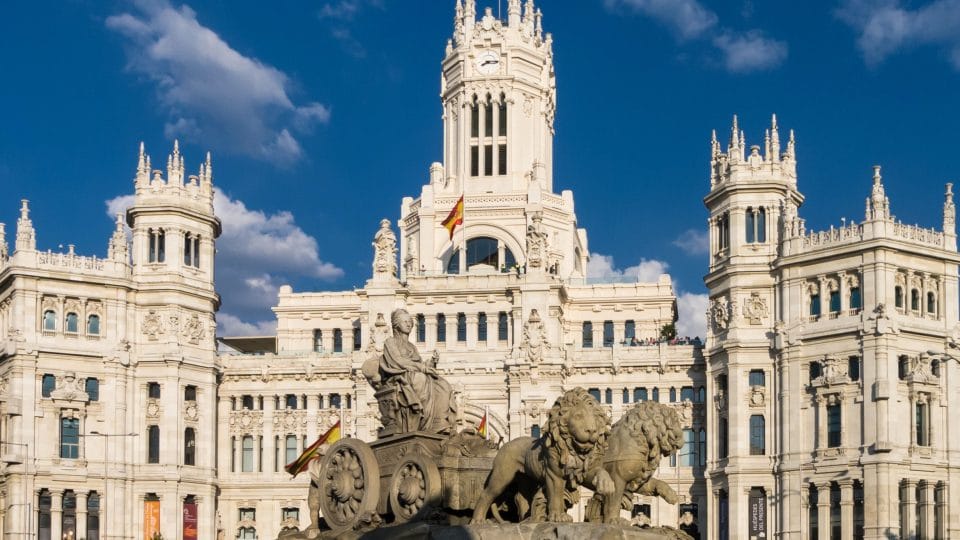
[749,490,767,539]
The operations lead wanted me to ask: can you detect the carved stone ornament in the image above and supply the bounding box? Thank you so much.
[907,354,939,384]
[146,399,161,419]
[50,372,89,402]
[273,409,308,434]
[813,356,850,387]
[184,402,199,421]
[742,292,768,325]
[372,218,398,280]
[522,308,547,364]
[230,410,264,434]
[404,239,419,275]
[525,213,549,270]
[142,310,163,341]
[183,313,205,345]
[710,297,730,331]
[749,386,765,407]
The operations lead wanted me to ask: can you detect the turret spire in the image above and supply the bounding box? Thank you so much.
[944,182,955,235]
[15,199,36,252]
[0,223,7,261]
[770,114,780,162]
[108,212,128,262]
[867,165,890,220]
[508,0,521,27]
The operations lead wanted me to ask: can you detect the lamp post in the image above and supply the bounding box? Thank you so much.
[85,431,138,540]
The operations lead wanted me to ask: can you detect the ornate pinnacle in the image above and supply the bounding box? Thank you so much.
[730,114,739,150]
[770,114,780,162]
[137,141,146,172]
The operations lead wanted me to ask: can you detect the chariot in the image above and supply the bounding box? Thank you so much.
[314,387,497,536]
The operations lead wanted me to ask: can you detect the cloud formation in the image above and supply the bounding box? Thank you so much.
[605,0,788,72]
[106,189,343,335]
[318,0,385,58]
[106,0,330,165]
[676,292,708,338]
[836,0,960,69]
[587,253,670,282]
[672,228,710,255]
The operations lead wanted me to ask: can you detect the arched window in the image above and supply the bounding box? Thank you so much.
[895,285,904,309]
[184,427,196,465]
[470,95,480,177]
[809,292,821,317]
[745,207,755,243]
[285,434,297,466]
[65,312,79,333]
[829,289,841,313]
[43,310,56,331]
[849,286,862,311]
[483,94,494,176]
[456,313,467,342]
[497,92,507,175]
[86,492,100,540]
[478,312,488,342]
[313,329,323,353]
[749,415,765,455]
[757,207,767,242]
[633,387,647,402]
[498,312,509,341]
[87,314,100,335]
[416,314,426,342]
[604,388,613,404]
[911,289,920,311]
[446,236,516,274]
[927,292,936,315]
[148,228,165,263]
[669,387,677,402]
[652,388,660,402]
[437,314,446,342]
[696,386,706,403]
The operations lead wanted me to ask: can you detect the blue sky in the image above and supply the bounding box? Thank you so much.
[1,0,959,337]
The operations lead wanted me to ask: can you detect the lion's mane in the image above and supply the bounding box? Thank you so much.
[614,401,683,462]
[545,387,611,482]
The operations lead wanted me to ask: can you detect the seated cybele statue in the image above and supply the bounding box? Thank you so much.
[363,308,456,435]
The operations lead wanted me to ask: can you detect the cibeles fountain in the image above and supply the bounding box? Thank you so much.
[279,307,692,540]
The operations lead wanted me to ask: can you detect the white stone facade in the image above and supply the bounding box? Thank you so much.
[0,2,957,540]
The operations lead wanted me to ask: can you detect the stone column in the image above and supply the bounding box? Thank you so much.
[837,271,848,314]
[613,321,625,346]
[345,327,355,353]
[902,479,917,540]
[50,490,63,540]
[264,396,276,473]
[466,313,479,348]
[592,325,602,348]
[816,396,827,451]
[76,491,88,537]
[934,482,948,540]
[445,314,457,348]
[817,275,828,318]
[839,480,854,540]
[920,481,934,540]
[425,316,437,349]
[816,482,830,540]
[486,314,497,348]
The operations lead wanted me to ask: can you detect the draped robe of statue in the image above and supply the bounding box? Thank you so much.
[379,333,456,434]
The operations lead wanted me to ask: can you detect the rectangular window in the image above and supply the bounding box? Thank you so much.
[470,146,479,177]
[333,329,343,353]
[478,312,487,342]
[437,314,446,342]
[456,313,467,342]
[850,287,862,310]
[416,314,426,343]
[313,329,323,353]
[602,320,614,347]
[829,290,841,313]
[85,378,99,401]
[718,417,729,459]
[353,326,362,351]
[622,388,630,404]
[184,428,196,466]
[285,435,297,465]
[184,385,197,401]
[470,102,479,137]
[282,507,300,522]
[746,210,756,243]
[827,403,842,448]
[42,374,56,397]
[848,356,860,382]
[242,395,254,410]
[810,361,822,383]
[681,429,696,466]
[749,415,765,455]
[587,388,601,403]
[484,145,493,176]
[810,294,821,317]
[147,382,161,399]
[241,435,253,472]
[698,429,707,466]
[625,320,636,343]
[604,388,613,404]
[749,370,765,387]
[916,401,929,446]
[680,386,694,402]
[633,387,647,402]
[582,321,593,348]
[498,144,507,176]
[330,394,342,408]
[498,312,508,341]
[239,508,256,522]
[484,102,493,136]
[274,436,280,472]
[148,425,160,463]
[60,417,80,459]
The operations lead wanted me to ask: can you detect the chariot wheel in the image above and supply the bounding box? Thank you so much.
[317,439,380,533]
[388,454,442,523]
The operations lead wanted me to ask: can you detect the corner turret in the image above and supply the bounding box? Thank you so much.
[15,200,35,252]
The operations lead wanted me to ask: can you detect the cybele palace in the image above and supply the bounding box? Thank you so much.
[0,1,958,539]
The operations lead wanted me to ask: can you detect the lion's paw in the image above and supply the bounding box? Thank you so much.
[548,512,574,523]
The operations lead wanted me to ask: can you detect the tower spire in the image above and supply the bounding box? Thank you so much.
[0,223,7,261]
[944,182,956,236]
[728,115,740,159]
[508,0,521,27]
[868,165,890,220]
[770,114,780,162]
[108,213,129,262]
[15,199,36,252]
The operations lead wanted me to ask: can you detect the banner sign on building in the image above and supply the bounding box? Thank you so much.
[183,500,198,540]
[749,488,767,539]
[143,499,161,539]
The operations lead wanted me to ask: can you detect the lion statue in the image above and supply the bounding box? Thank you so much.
[470,388,615,523]
[582,401,684,524]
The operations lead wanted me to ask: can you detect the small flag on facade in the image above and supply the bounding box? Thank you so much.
[477,411,487,439]
[442,195,465,240]
[285,420,341,477]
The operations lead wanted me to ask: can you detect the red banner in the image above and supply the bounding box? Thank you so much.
[183,501,198,540]
[143,500,160,540]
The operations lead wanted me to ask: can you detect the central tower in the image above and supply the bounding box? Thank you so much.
[441,0,556,194]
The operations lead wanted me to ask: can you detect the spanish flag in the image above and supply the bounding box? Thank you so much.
[442,195,464,240]
[477,412,488,439]
[285,420,341,477]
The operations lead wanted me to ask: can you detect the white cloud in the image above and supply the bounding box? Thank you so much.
[604,0,718,39]
[672,228,709,255]
[106,0,330,165]
[587,253,670,282]
[676,292,708,338]
[319,1,363,20]
[713,31,789,73]
[105,189,343,335]
[605,0,787,72]
[217,313,278,337]
[837,0,960,69]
